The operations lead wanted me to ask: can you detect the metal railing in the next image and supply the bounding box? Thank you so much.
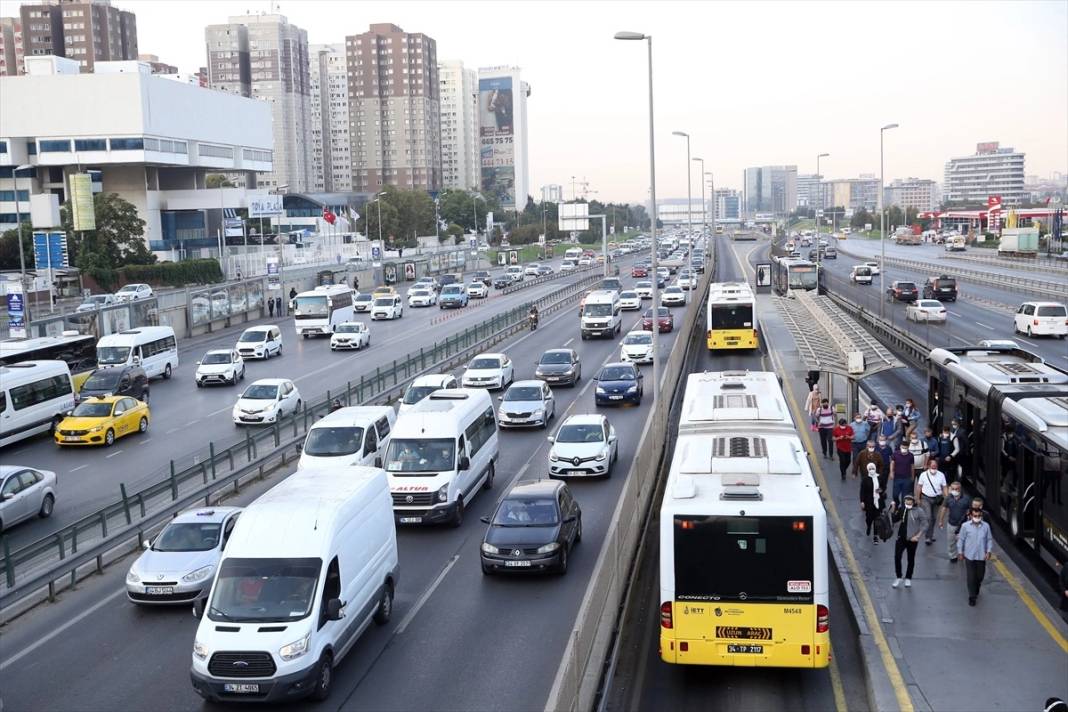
[0,270,605,615]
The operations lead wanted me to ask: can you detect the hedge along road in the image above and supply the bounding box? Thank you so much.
[0,258,698,712]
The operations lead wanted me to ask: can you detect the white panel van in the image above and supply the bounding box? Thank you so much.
[96,326,178,379]
[581,290,622,339]
[298,406,396,470]
[0,361,76,447]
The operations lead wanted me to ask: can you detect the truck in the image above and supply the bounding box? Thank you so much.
[943,234,966,251]
[893,227,921,245]
[998,227,1039,257]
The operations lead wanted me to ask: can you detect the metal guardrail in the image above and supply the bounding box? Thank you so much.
[0,270,605,614]
[939,251,1068,276]
[822,291,931,369]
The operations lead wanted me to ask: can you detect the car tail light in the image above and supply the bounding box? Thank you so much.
[1034,319,1040,326]
[660,601,673,628]
[816,604,829,633]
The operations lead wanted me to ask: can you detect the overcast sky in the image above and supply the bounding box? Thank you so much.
[4,0,1066,203]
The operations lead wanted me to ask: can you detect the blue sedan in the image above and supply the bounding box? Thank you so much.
[594,362,644,406]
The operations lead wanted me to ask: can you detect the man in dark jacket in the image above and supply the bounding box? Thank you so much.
[854,440,884,479]
[938,482,971,562]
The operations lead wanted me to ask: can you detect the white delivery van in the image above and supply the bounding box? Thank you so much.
[190,467,398,703]
[384,389,498,527]
[298,406,396,470]
[581,289,623,339]
[0,361,76,448]
[96,326,178,379]
[236,325,283,360]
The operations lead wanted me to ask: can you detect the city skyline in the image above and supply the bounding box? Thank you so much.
[1,0,1065,203]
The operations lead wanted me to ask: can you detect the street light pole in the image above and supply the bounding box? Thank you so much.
[672,131,691,304]
[13,164,31,324]
[615,30,659,405]
[692,156,704,297]
[816,152,829,274]
[879,123,899,316]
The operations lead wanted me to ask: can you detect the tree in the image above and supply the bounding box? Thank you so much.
[393,189,435,247]
[445,223,464,242]
[361,196,400,245]
[0,222,34,271]
[60,192,155,272]
[206,174,235,188]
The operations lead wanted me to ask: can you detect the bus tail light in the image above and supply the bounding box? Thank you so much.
[660,601,673,629]
[816,604,829,633]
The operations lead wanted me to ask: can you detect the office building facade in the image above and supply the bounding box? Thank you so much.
[346,23,441,193]
[309,43,352,192]
[884,178,939,212]
[541,184,563,203]
[743,165,796,215]
[944,142,1026,206]
[714,189,741,220]
[823,176,880,212]
[438,60,478,191]
[0,17,20,76]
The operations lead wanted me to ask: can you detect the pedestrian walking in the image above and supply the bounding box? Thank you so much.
[916,458,948,545]
[816,399,836,459]
[907,431,929,478]
[860,462,885,544]
[891,494,927,588]
[880,407,903,450]
[850,413,871,460]
[833,418,854,481]
[890,441,914,506]
[939,482,971,562]
[957,505,993,605]
[855,439,884,478]
[876,437,893,473]
[865,403,884,429]
[902,398,921,438]
[922,426,939,461]
[804,385,822,425]
[353,275,360,291]
[268,297,275,317]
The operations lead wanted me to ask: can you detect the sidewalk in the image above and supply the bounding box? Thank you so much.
[758,289,1068,712]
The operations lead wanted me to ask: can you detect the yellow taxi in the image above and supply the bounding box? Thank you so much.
[372,285,397,297]
[54,395,151,447]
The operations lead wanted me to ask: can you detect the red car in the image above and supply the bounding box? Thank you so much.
[631,265,648,278]
[642,307,674,333]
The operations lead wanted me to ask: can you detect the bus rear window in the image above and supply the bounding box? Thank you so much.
[673,515,814,602]
[710,305,753,329]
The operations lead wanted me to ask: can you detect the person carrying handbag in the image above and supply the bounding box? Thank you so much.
[915,458,947,545]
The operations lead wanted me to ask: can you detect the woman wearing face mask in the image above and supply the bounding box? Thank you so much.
[860,462,886,544]
[902,399,921,438]
[816,399,836,459]
[855,439,884,481]
[939,483,971,562]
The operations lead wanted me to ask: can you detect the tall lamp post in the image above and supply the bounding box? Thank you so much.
[615,30,659,405]
[692,156,704,295]
[879,123,898,316]
[12,164,31,323]
[471,193,484,239]
[672,131,692,303]
[815,152,829,274]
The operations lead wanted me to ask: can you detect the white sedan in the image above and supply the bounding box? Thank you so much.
[634,281,653,300]
[906,299,947,323]
[461,353,514,390]
[661,286,686,306]
[232,378,302,425]
[195,349,245,386]
[115,283,153,302]
[619,290,642,311]
[466,281,489,299]
[864,261,881,275]
[330,321,370,350]
[407,288,436,307]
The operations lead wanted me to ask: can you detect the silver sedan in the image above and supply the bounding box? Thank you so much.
[0,465,56,532]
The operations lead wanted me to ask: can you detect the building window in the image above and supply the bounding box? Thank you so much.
[74,138,107,151]
[0,140,6,153]
[109,137,144,151]
[39,140,72,153]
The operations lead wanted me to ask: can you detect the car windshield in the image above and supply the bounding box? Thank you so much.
[374,298,395,306]
[443,286,463,295]
[209,557,320,623]
[645,308,669,318]
[493,498,560,526]
[600,366,635,381]
[153,522,222,552]
[504,386,543,401]
[202,352,232,364]
[336,324,363,333]
[403,385,439,404]
[97,346,131,365]
[117,285,141,294]
[83,369,122,389]
[556,424,605,443]
[1037,305,1067,316]
[355,294,373,302]
[918,300,941,308]
[897,282,916,290]
[239,331,267,343]
[71,401,113,417]
[470,358,501,369]
[304,426,364,456]
[293,295,329,316]
[385,438,455,473]
[584,304,613,317]
[242,384,279,399]
[624,332,652,345]
[620,291,638,299]
[540,351,571,365]
[410,290,429,297]
[636,282,652,289]
[666,287,682,293]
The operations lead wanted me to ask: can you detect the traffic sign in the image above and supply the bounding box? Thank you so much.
[32,232,68,270]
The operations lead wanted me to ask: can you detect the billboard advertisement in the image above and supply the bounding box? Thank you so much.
[69,173,96,231]
[479,75,516,209]
[248,193,284,218]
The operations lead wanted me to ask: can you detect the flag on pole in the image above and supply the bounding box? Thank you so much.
[323,207,337,225]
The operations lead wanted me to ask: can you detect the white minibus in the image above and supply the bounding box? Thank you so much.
[0,361,76,447]
[96,326,178,379]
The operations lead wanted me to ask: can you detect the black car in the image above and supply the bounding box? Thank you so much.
[534,348,582,386]
[79,365,150,402]
[594,362,644,406]
[492,275,512,289]
[480,479,581,575]
[537,265,554,276]
[922,275,957,301]
[886,280,919,302]
[472,270,493,287]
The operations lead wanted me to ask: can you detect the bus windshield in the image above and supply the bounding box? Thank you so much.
[385,438,455,473]
[97,346,131,365]
[293,296,329,316]
[673,515,814,602]
[790,268,818,290]
[710,304,753,329]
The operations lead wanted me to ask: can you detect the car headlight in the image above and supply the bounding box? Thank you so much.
[126,569,141,584]
[536,542,560,554]
[535,369,544,376]
[596,386,607,394]
[532,409,544,418]
[627,385,638,393]
[549,451,559,462]
[182,565,214,584]
[90,425,104,433]
[193,639,209,661]
[596,450,608,462]
[437,483,449,503]
[279,633,311,661]
[481,542,500,554]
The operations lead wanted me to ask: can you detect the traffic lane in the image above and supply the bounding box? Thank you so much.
[0,289,688,712]
[834,238,1067,281]
[0,268,613,550]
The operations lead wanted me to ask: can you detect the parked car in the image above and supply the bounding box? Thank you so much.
[906,299,948,323]
[232,378,301,425]
[125,507,242,605]
[1013,301,1068,338]
[80,364,150,401]
[466,281,489,299]
[497,380,555,428]
[461,353,514,390]
[114,283,153,302]
[594,362,644,406]
[886,280,919,303]
[0,465,56,533]
[547,414,617,478]
[479,479,581,575]
[642,307,673,332]
[534,348,581,386]
[330,321,371,350]
[194,349,245,386]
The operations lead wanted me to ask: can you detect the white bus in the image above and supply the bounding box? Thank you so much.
[292,284,356,338]
[96,326,178,380]
[659,371,829,669]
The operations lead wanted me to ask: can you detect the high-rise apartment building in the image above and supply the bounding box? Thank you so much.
[478,65,530,211]
[884,178,940,212]
[796,173,824,208]
[944,142,1026,206]
[823,176,880,212]
[541,184,563,203]
[309,43,352,192]
[743,165,796,215]
[0,17,19,76]
[439,59,479,191]
[714,189,741,220]
[346,23,441,193]
[205,14,312,193]
[5,0,137,74]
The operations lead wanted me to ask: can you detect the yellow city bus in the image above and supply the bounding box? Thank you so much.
[0,332,98,390]
[706,282,758,350]
[659,371,829,668]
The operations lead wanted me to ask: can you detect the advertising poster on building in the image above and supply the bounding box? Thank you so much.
[248,193,284,218]
[404,263,416,281]
[479,76,516,210]
[69,173,96,231]
[6,282,26,338]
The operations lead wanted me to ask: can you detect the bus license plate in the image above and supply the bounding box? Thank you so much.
[399,517,422,524]
[727,644,764,654]
[223,684,260,694]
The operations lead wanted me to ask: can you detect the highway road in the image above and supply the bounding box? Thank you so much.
[0,261,609,550]
[0,252,702,712]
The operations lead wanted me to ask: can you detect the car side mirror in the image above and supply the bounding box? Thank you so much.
[325,598,344,621]
[547,436,555,443]
[637,373,644,380]
[2,492,14,501]
[480,515,491,524]
[192,598,205,620]
[458,455,471,471]
[374,456,383,468]
[142,538,152,550]
[295,441,303,453]
[609,434,617,443]
[498,395,504,401]
[196,361,201,366]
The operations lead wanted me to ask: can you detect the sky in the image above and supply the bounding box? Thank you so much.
[4,0,1066,203]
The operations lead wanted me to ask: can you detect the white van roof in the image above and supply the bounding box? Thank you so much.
[225,467,388,560]
[309,405,395,430]
[0,359,71,386]
[392,388,491,439]
[584,290,619,304]
[97,326,175,346]
[242,324,279,334]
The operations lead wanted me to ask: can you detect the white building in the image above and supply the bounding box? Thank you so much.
[477,65,530,211]
[0,57,272,254]
[884,178,940,212]
[541,184,562,203]
[309,43,351,193]
[944,142,1026,206]
[438,60,478,191]
[714,189,741,220]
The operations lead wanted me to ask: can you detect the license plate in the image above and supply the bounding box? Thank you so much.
[547,377,560,381]
[63,436,80,442]
[504,560,532,567]
[727,644,764,654]
[609,395,623,400]
[568,470,585,475]
[223,683,260,694]
[399,516,422,524]
[145,586,173,595]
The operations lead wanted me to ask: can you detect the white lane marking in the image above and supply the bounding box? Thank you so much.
[186,421,198,427]
[1017,337,1041,348]
[69,464,88,473]
[105,449,124,458]
[207,404,236,417]
[395,554,460,635]
[563,337,574,346]
[139,438,152,444]
[0,586,128,671]
[974,321,992,329]
[165,428,181,435]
